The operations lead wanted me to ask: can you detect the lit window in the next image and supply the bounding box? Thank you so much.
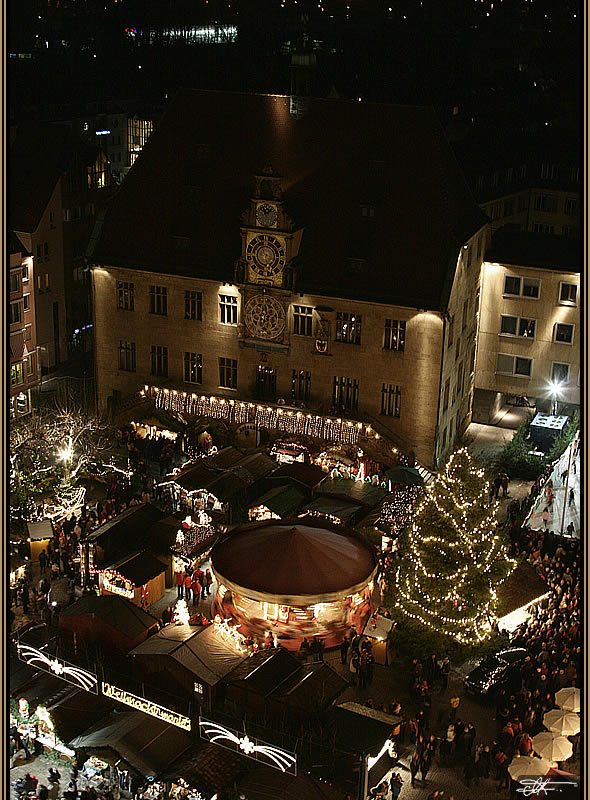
[184,352,203,384]
[500,315,536,339]
[11,362,24,387]
[336,312,362,345]
[383,319,405,351]
[293,305,313,336]
[219,294,238,325]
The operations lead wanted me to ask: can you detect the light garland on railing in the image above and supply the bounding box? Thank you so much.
[390,449,517,645]
[145,386,370,444]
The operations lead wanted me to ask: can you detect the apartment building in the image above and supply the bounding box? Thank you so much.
[10,235,39,418]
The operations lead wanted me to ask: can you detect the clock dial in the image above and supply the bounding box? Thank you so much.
[244,295,286,340]
[245,234,286,279]
[256,203,278,228]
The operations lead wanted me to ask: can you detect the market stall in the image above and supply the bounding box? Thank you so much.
[59,594,160,652]
[248,485,306,521]
[210,519,378,650]
[26,518,54,561]
[270,441,310,464]
[298,497,363,525]
[362,613,395,665]
[96,551,167,608]
[496,562,552,632]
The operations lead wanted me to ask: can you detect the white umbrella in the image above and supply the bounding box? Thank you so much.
[508,755,554,780]
[554,687,580,713]
[532,732,573,762]
[543,709,580,736]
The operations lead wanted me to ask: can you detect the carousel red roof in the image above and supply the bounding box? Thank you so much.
[211,519,377,597]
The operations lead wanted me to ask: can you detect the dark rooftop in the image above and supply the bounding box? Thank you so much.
[59,594,160,639]
[486,229,581,273]
[105,550,167,587]
[91,89,487,311]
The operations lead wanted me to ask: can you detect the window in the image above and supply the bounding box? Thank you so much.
[49,211,56,229]
[10,272,20,293]
[496,354,532,377]
[490,203,501,220]
[470,345,476,375]
[559,283,577,306]
[37,274,43,294]
[532,223,554,235]
[293,305,313,336]
[36,245,42,263]
[540,163,557,180]
[151,345,168,377]
[457,363,464,399]
[184,290,202,321]
[443,379,450,411]
[360,205,376,218]
[462,300,468,330]
[24,324,32,342]
[44,273,51,291]
[500,315,536,339]
[219,357,237,388]
[447,316,454,348]
[149,285,168,315]
[346,258,366,274]
[117,281,134,311]
[441,426,447,449]
[466,246,472,269]
[491,171,499,187]
[119,341,136,372]
[335,312,362,345]
[10,362,24,387]
[25,355,33,375]
[44,243,49,261]
[503,198,515,217]
[534,194,558,213]
[184,352,203,384]
[554,323,574,345]
[562,225,578,239]
[564,197,578,216]
[475,175,484,192]
[219,294,238,325]
[551,363,570,385]
[570,167,579,183]
[291,369,311,402]
[383,319,406,351]
[381,383,401,417]
[503,275,540,298]
[504,167,514,183]
[333,376,359,411]
[22,263,29,282]
[10,301,22,325]
[517,193,528,212]
[455,340,460,361]
[23,293,30,311]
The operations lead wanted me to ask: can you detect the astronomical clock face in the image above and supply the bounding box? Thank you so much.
[256,202,278,229]
[246,233,286,283]
[244,294,286,340]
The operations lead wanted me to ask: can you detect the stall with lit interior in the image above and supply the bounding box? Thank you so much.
[210,519,378,651]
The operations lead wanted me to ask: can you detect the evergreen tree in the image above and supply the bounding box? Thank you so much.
[391,449,516,645]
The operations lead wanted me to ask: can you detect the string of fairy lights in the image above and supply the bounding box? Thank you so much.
[392,449,517,645]
[143,385,378,445]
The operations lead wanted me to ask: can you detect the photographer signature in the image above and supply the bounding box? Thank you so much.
[516,778,578,797]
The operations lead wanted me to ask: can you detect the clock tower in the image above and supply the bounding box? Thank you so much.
[236,164,300,291]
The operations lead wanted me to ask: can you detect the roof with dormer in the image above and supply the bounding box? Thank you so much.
[90,89,487,310]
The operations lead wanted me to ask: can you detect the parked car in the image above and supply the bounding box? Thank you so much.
[464,647,527,697]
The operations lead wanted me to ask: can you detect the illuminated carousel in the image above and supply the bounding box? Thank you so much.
[210,519,378,650]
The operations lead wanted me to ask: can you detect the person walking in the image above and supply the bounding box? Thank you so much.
[542,507,550,529]
[39,549,48,575]
[440,656,451,692]
[449,694,460,722]
[183,571,192,604]
[205,569,213,596]
[175,568,184,599]
[409,750,421,788]
[569,488,575,507]
[340,634,350,665]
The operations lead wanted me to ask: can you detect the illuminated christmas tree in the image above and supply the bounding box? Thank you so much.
[173,599,190,625]
[391,449,516,645]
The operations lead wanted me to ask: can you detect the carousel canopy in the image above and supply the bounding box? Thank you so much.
[211,519,377,600]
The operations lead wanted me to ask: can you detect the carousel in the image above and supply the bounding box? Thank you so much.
[210,519,378,650]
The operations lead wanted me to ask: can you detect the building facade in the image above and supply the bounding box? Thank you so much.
[90,90,488,468]
[10,238,39,418]
[473,231,580,422]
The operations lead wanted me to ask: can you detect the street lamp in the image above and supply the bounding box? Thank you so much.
[549,381,563,415]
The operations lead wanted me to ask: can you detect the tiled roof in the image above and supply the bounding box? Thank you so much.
[91,89,487,310]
